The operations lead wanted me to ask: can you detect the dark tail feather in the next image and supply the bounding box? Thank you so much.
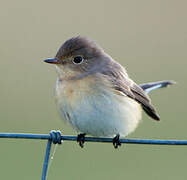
[139,80,175,94]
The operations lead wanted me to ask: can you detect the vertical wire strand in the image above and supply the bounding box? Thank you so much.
[41,139,52,180]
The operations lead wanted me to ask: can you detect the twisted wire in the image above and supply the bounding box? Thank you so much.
[1,131,187,180]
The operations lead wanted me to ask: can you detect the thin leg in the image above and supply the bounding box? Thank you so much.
[77,133,86,148]
[113,134,121,149]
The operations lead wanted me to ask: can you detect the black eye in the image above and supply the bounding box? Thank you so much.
[73,56,83,64]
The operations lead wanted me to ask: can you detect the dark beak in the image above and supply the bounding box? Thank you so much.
[44,58,60,64]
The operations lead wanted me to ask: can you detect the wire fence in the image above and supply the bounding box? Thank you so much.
[0,81,178,179]
[0,131,187,180]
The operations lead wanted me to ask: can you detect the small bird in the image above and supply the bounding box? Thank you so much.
[44,36,173,148]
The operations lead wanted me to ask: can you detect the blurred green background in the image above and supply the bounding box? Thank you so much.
[0,0,187,179]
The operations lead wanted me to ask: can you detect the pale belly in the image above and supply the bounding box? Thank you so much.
[55,79,142,137]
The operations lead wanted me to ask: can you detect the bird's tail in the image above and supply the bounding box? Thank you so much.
[140,80,175,94]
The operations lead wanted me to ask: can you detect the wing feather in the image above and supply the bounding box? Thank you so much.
[100,59,160,121]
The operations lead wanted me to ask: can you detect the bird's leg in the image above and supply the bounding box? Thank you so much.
[113,134,121,149]
[77,133,86,148]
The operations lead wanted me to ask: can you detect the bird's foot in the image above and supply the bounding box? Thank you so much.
[113,134,121,149]
[77,133,86,148]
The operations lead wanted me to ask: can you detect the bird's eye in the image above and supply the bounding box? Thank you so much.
[72,56,83,64]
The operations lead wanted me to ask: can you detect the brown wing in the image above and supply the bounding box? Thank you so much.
[100,59,160,121]
[130,83,160,120]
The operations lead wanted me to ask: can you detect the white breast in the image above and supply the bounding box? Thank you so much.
[55,77,142,137]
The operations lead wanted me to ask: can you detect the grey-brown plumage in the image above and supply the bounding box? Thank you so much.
[45,36,176,148]
[55,36,160,121]
[56,36,104,60]
[99,56,160,120]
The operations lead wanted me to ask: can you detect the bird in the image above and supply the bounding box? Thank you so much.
[44,36,174,148]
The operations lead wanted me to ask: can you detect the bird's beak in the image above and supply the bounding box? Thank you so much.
[44,58,60,64]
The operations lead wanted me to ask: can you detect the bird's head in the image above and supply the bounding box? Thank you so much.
[44,36,106,79]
